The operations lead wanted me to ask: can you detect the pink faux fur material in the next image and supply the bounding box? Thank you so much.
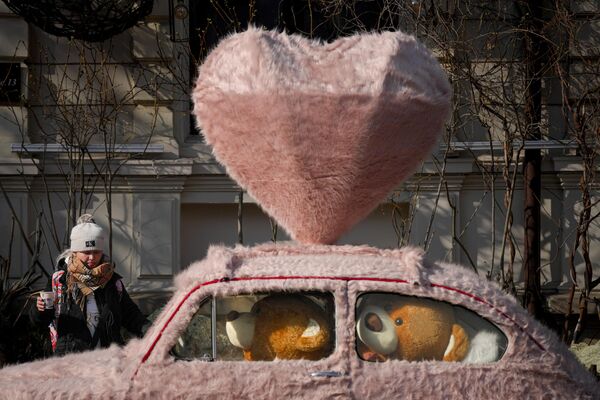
[0,345,131,399]
[1,243,597,399]
[192,28,452,244]
[141,244,597,399]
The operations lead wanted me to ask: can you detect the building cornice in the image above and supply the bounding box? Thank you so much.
[0,157,38,175]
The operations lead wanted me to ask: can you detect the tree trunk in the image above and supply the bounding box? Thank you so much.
[523,149,542,317]
[521,0,544,319]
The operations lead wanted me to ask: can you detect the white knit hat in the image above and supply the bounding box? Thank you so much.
[70,214,105,252]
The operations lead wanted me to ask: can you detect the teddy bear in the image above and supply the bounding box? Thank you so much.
[356,294,469,362]
[225,294,333,361]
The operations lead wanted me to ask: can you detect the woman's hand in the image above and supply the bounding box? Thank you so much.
[36,296,45,312]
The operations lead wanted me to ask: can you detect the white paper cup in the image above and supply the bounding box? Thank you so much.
[40,291,55,309]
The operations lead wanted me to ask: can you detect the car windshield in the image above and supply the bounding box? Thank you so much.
[356,293,508,363]
[171,292,335,362]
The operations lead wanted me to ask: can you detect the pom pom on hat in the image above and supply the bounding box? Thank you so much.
[70,214,105,252]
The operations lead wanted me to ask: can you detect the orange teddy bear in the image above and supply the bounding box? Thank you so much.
[225,294,333,361]
[356,295,469,362]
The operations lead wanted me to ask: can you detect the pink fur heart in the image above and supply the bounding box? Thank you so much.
[193,28,451,244]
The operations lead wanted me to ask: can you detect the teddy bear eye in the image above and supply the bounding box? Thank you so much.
[394,318,403,326]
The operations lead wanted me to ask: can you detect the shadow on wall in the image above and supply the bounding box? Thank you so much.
[181,202,420,269]
[180,203,290,268]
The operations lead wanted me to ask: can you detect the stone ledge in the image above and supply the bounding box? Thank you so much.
[546,292,600,315]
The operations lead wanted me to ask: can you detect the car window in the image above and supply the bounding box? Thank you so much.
[172,292,335,362]
[171,298,214,361]
[355,293,508,363]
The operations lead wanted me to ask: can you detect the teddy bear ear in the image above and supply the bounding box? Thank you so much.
[443,323,470,362]
[296,318,330,352]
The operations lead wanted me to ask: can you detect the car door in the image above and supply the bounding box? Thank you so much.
[131,277,351,399]
[347,279,513,399]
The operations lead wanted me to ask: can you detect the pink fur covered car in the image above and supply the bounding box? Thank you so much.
[1,28,598,399]
[0,243,597,399]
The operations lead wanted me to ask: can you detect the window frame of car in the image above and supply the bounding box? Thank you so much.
[138,277,348,366]
[354,291,509,364]
[344,278,546,365]
[169,291,337,363]
[138,274,546,371]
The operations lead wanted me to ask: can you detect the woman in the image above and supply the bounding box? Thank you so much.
[31,214,150,355]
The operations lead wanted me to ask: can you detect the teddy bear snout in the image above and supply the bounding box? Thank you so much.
[225,311,256,349]
[357,305,399,356]
[365,312,383,332]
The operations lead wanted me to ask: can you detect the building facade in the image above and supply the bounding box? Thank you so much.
[0,0,598,314]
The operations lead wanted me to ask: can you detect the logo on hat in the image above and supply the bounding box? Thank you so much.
[85,240,96,247]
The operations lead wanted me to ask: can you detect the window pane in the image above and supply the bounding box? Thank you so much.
[172,292,335,362]
[221,292,335,361]
[356,293,507,363]
[216,295,259,361]
[171,298,213,361]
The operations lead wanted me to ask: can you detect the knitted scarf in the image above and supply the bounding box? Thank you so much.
[66,256,114,311]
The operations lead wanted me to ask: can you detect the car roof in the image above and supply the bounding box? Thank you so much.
[176,243,511,314]
[177,243,448,287]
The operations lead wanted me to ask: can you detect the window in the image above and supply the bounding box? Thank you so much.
[171,297,213,361]
[356,293,507,363]
[172,292,335,362]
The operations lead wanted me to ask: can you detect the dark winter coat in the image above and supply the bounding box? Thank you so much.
[31,260,149,356]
